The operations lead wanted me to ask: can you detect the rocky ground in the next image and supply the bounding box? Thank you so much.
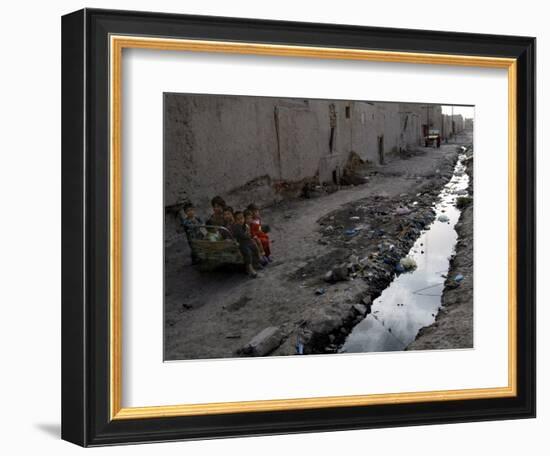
[407,149,474,350]
[164,135,473,360]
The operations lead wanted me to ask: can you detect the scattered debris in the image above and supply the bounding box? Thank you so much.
[325,265,349,283]
[344,228,360,236]
[400,256,417,270]
[395,206,411,215]
[353,303,367,315]
[237,327,283,356]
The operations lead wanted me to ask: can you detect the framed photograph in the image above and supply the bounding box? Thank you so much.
[61,8,535,446]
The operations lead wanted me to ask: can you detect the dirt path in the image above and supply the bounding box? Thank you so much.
[165,144,462,360]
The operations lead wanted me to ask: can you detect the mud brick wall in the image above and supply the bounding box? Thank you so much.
[164,94,428,218]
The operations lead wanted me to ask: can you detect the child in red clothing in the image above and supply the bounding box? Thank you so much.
[246,204,272,261]
[244,209,267,263]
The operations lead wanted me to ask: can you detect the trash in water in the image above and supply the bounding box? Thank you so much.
[438,214,450,222]
[315,288,326,295]
[455,274,464,282]
[395,263,405,273]
[350,216,360,221]
[400,256,417,270]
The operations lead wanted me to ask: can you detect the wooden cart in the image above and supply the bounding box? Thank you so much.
[188,225,244,271]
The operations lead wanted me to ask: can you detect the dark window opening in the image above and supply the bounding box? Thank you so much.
[345,106,351,119]
[329,127,335,153]
[332,169,338,184]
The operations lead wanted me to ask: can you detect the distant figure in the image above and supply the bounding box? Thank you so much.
[230,211,261,278]
[206,195,226,227]
[247,203,272,261]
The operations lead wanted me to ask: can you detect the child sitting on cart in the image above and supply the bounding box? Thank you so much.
[206,195,226,227]
[246,203,272,262]
[230,211,262,278]
[179,202,204,264]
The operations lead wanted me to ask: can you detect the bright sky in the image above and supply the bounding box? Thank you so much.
[441,105,474,119]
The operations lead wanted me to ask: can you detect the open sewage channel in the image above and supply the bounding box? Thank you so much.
[338,153,470,353]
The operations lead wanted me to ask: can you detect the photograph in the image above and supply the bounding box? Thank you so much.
[163,93,474,361]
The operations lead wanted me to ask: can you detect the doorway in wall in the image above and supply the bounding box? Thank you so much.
[332,167,341,185]
[378,135,385,165]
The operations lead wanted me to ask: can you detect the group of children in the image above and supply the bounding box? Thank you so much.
[180,195,272,278]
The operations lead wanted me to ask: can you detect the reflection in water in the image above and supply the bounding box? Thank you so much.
[340,154,470,353]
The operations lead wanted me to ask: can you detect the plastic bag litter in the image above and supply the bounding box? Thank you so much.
[395,263,405,273]
[400,256,417,270]
[438,214,450,223]
[345,228,360,236]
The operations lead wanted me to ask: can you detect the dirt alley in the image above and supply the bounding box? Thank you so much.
[164,137,471,360]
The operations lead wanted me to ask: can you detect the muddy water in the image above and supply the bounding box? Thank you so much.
[339,154,470,353]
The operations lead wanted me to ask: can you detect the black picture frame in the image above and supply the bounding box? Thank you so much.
[62,8,536,447]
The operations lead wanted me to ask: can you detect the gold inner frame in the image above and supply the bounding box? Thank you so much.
[109,35,517,420]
